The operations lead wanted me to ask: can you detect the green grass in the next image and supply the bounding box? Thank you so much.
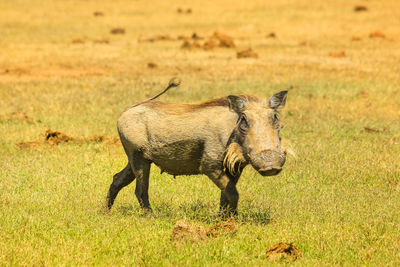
[1,0,400,265]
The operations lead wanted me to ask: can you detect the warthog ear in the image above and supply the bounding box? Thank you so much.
[269,90,288,109]
[227,95,247,113]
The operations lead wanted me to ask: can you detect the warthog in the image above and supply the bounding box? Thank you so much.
[106,79,288,215]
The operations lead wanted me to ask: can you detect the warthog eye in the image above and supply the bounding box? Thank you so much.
[238,114,249,134]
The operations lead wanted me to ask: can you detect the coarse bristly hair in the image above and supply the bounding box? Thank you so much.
[223,142,247,176]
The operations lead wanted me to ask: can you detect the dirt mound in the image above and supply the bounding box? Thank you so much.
[203,39,219,50]
[266,243,302,261]
[369,31,385,38]
[45,130,74,145]
[93,11,104,16]
[177,8,192,14]
[237,48,258,58]
[206,217,237,237]
[2,112,34,124]
[354,6,368,12]
[140,35,175,42]
[363,126,384,133]
[110,28,125,35]
[213,32,235,48]
[18,130,120,149]
[93,39,109,44]
[72,39,85,44]
[172,217,238,242]
[181,40,202,49]
[328,51,346,58]
[266,32,276,38]
[147,62,158,68]
[172,221,207,242]
[18,141,42,149]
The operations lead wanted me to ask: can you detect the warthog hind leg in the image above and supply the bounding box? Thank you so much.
[106,164,135,209]
[130,155,152,212]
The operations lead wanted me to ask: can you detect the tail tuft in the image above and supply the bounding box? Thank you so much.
[168,77,181,88]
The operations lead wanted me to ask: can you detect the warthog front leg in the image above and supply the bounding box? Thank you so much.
[106,164,135,210]
[219,173,240,216]
[207,170,239,216]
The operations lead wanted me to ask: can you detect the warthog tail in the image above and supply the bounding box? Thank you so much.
[129,77,181,109]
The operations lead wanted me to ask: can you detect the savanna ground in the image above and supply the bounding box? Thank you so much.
[1,0,400,265]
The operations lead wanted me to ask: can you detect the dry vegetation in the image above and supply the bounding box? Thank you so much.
[1,0,400,265]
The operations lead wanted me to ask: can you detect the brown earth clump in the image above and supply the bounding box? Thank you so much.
[191,32,203,40]
[181,40,202,49]
[363,126,381,133]
[351,36,361,41]
[17,141,42,149]
[172,217,238,242]
[206,217,238,237]
[45,130,74,145]
[110,28,125,35]
[328,51,346,58]
[147,62,158,68]
[203,39,219,50]
[237,48,258,58]
[93,11,104,16]
[172,221,208,242]
[369,31,385,38]
[266,32,276,38]
[93,39,109,44]
[265,243,302,261]
[177,8,192,14]
[213,32,235,48]
[18,130,120,149]
[72,39,85,44]
[354,6,368,12]
[140,35,175,42]
[2,112,34,124]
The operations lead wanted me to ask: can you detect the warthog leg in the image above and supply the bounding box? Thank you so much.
[219,173,240,216]
[207,170,239,216]
[129,155,152,212]
[106,164,135,209]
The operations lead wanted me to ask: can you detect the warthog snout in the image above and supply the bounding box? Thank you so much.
[250,150,286,176]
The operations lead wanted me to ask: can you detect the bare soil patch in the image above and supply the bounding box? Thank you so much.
[1,112,34,124]
[369,31,385,38]
[72,39,85,44]
[363,126,385,133]
[139,35,175,42]
[212,32,235,48]
[45,130,74,145]
[177,8,192,14]
[18,130,120,149]
[179,31,235,50]
[93,39,109,44]
[181,40,202,49]
[147,62,158,68]
[93,11,104,16]
[172,217,238,242]
[265,243,302,261]
[328,51,346,58]
[266,32,276,38]
[237,48,258,58]
[110,28,125,35]
[206,217,238,237]
[354,6,368,12]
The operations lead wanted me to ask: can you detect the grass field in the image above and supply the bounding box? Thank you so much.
[1,0,400,265]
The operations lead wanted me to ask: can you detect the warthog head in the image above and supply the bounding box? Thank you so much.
[223,91,288,176]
